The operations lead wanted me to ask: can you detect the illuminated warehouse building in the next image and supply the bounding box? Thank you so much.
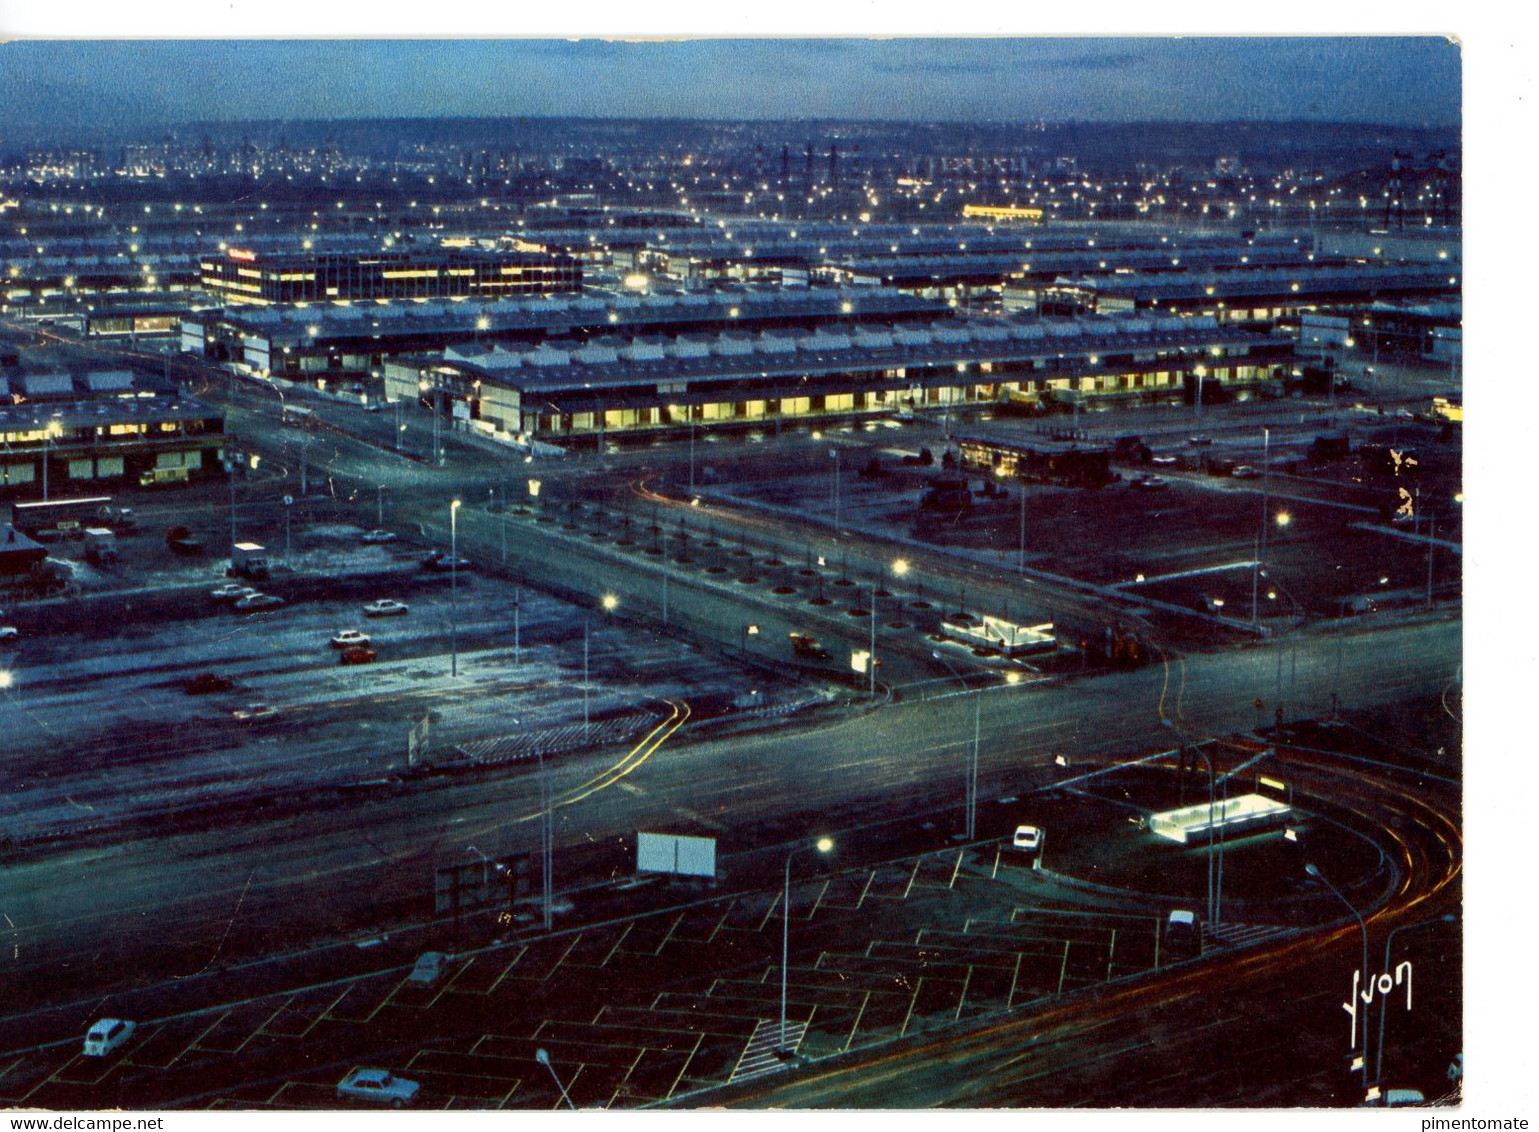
[0,370,226,494]
[183,287,943,384]
[383,309,1290,441]
[198,246,582,305]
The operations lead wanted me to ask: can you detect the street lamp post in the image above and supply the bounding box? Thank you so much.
[534,1048,576,1110]
[432,389,443,466]
[1162,719,1219,931]
[41,429,54,501]
[536,746,554,931]
[780,837,834,1055]
[868,589,877,697]
[450,499,462,677]
[932,650,982,839]
[223,446,239,555]
[1305,862,1370,1090]
[1017,482,1026,576]
[830,448,841,531]
[1373,914,1457,1087]
[1258,426,1271,566]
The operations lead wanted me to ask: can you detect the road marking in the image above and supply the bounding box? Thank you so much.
[854,870,875,910]
[900,858,922,900]
[671,804,726,833]
[954,966,973,1021]
[899,976,922,1036]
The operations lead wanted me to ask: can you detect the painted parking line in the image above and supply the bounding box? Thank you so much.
[447,947,528,996]
[319,972,400,1024]
[505,934,582,984]
[41,1049,120,1087]
[0,1052,60,1103]
[124,1017,218,1069]
[815,869,874,910]
[256,985,353,1039]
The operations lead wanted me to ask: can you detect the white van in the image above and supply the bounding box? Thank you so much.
[82,1018,135,1057]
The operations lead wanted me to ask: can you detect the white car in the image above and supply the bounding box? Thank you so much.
[0,626,18,642]
[1012,825,1043,852]
[1167,909,1200,941]
[337,1068,420,1107]
[234,593,284,611]
[331,630,371,649]
[361,529,398,545]
[82,1018,135,1057]
[363,599,409,617]
[211,583,259,602]
[232,703,277,722]
[407,951,449,987]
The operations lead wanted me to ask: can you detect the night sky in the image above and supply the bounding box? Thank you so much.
[0,38,1460,134]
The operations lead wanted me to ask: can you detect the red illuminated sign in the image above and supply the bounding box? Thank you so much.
[227,248,257,262]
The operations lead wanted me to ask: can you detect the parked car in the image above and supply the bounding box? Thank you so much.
[166,526,204,556]
[1363,1088,1427,1107]
[234,593,284,612]
[186,672,234,695]
[1132,475,1170,492]
[1012,825,1044,852]
[361,529,398,545]
[337,1068,420,1107]
[1187,435,1214,446]
[331,630,371,649]
[0,626,18,643]
[407,951,449,987]
[1231,465,1262,479]
[1166,909,1201,952]
[363,599,409,617]
[232,703,277,722]
[423,552,472,572]
[211,583,259,602]
[82,1018,135,1057]
[340,646,377,666]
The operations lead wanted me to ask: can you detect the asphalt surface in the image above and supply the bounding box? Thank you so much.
[0,616,1458,1028]
[0,333,1464,1108]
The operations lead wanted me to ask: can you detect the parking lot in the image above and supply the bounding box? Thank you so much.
[696,410,1461,625]
[0,837,1225,1111]
[0,500,814,849]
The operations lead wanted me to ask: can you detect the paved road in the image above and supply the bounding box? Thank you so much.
[0,615,1459,1031]
[701,731,1463,1108]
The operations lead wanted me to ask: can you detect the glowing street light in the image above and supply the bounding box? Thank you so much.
[450,499,463,677]
[780,837,835,1055]
[533,1048,576,1110]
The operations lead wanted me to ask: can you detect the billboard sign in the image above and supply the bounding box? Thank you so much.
[637,831,717,878]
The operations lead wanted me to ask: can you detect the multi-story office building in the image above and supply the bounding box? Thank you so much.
[198,247,582,305]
